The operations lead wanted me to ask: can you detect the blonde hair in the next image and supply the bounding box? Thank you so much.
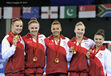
[52,20,61,25]
[75,21,85,28]
[28,18,39,26]
[11,18,22,25]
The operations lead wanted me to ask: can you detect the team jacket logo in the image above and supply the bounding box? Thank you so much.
[62,41,66,47]
[98,53,103,59]
[49,40,54,45]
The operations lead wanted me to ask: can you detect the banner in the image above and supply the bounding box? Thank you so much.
[78,5,96,18]
[60,6,77,18]
[22,7,39,19]
[41,6,58,19]
[3,7,20,19]
[97,4,111,17]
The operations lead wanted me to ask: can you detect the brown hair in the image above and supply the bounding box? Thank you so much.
[51,20,61,28]
[95,29,105,38]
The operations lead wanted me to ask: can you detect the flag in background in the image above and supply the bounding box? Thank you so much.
[60,6,77,18]
[3,7,21,19]
[78,5,96,18]
[0,7,2,19]
[97,4,111,17]
[22,7,39,19]
[41,6,58,19]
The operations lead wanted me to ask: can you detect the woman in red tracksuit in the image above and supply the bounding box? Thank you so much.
[44,20,73,76]
[69,21,95,76]
[22,18,46,76]
[1,18,25,76]
[89,29,111,76]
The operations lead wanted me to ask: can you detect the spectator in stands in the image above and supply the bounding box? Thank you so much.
[69,21,95,76]
[89,29,111,76]
[1,18,25,76]
[22,18,46,76]
[44,20,73,76]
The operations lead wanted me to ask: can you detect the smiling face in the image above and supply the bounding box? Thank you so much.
[74,24,85,38]
[28,22,40,37]
[51,24,62,38]
[94,35,104,47]
[12,20,23,34]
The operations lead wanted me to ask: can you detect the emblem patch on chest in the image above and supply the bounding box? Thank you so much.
[98,53,103,59]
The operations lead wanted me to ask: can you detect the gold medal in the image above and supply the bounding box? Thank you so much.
[14,35,19,39]
[72,50,77,54]
[55,58,59,63]
[33,57,37,62]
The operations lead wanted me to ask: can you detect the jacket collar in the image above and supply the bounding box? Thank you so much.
[8,32,18,38]
[93,45,106,51]
[49,34,65,40]
[26,33,40,38]
[71,36,88,42]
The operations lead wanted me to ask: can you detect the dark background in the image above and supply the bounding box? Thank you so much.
[21,18,111,40]
[0,18,111,43]
[1,0,111,6]
[0,0,111,43]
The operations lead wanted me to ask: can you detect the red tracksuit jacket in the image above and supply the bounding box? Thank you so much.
[44,35,73,74]
[5,32,25,73]
[22,33,46,73]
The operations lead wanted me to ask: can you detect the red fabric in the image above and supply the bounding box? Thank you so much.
[69,72,88,76]
[69,36,89,72]
[89,46,105,76]
[46,73,67,76]
[45,35,68,74]
[69,52,89,72]
[22,33,45,74]
[67,40,75,48]
[71,36,88,42]
[70,36,88,54]
[67,40,88,54]
[25,68,43,76]
[35,74,43,76]
[5,72,24,76]
[89,57,105,76]
[25,74,43,76]
[5,32,25,73]
[76,45,88,54]
[80,72,88,76]
[69,72,79,76]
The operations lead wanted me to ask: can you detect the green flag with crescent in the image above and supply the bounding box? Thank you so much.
[60,6,77,18]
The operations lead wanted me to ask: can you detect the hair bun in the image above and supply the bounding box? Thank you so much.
[97,29,104,35]
[12,18,19,22]
[28,17,39,25]
[30,17,37,21]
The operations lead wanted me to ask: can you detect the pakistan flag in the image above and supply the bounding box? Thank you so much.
[60,6,77,18]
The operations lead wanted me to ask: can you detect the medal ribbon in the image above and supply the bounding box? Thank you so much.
[94,46,102,56]
[53,36,61,58]
[74,38,83,50]
[9,32,21,41]
[33,33,39,57]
